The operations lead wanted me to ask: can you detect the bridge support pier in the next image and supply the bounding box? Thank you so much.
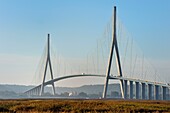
[38,87,41,95]
[124,80,128,99]
[36,89,38,95]
[31,90,33,95]
[135,82,140,99]
[142,83,146,100]
[155,85,159,100]
[148,84,153,100]
[162,86,167,100]
[34,88,36,95]
[34,89,36,95]
[168,88,170,100]
[130,81,133,99]
[36,88,40,95]
[32,90,34,95]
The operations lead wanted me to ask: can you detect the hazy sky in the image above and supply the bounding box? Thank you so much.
[0,0,170,86]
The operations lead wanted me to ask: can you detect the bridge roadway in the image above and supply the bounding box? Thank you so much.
[24,74,105,95]
[25,74,170,100]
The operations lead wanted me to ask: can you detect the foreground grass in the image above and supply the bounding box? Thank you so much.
[0,99,169,113]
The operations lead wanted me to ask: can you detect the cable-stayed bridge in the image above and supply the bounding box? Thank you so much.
[25,6,170,100]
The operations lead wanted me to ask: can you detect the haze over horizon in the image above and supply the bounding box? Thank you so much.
[0,0,170,87]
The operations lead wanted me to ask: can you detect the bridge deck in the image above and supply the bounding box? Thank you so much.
[24,74,170,94]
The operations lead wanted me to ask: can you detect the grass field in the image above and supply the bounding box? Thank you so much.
[0,99,169,113]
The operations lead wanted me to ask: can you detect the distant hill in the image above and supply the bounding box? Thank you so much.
[0,84,121,94]
[0,84,34,93]
[0,84,121,98]
[55,84,121,95]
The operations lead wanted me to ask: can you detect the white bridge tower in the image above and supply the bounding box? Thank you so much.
[40,34,56,96]
[103,6,124,98]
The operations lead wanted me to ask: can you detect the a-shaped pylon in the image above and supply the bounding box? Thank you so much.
[103,6,124,99]
[40,34,56,96]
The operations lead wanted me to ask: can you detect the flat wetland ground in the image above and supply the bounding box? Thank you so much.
[0,99,169,113]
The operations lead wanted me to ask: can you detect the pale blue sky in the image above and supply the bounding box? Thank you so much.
[0,0,169,86]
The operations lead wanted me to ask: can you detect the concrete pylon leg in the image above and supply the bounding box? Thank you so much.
[49,58,56,95]
[103,77,109,98]
[40,84,44,96]
[120,80,124,98]
[52,83,55,95]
